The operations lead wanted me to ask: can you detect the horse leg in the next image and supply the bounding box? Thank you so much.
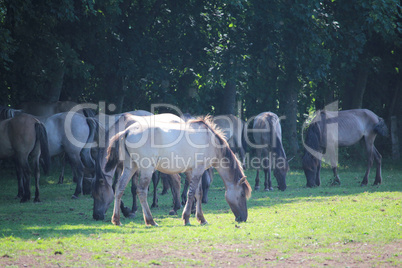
[136,170,157,226]
[130,171,138,215]
[112,167,136,226]
[254,148,262,190]
[263,149,273,191]
[181,173,190,205]
[264,167,272,191]
[194,179,207,225]
[331,167,341,185]
[14,161,24,199]
[182,174,202,225]
[71,161,84,199]
[315,160,321,186]
[373,147,382,185]
[58,153,66,184]
[151,172,159,208]
[168,174,181,215]
[161,174,170,195]
[33,153,41,202]
[20,160,31,202]
[361,137,375,186]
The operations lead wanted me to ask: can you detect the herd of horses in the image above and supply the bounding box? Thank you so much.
[0,101,388,226]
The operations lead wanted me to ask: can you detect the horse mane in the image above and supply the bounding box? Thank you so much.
[189,115,251,199]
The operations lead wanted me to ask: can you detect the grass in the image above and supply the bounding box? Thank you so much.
[0,160,401,267]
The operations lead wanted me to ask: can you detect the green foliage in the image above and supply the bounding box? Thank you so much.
[0,0,400,155]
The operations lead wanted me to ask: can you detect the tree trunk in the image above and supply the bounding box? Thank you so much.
[220,80,236,115]
[344,62,369,109]
[47,64,65,102]
[281,84,299,157]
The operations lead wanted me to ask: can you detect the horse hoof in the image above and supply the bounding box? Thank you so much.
[71,195,79,199]
[200,221,208,226]
[151,204,158,208]
[184,222,191,226]
[112,220,122,226]
[254,186,260,191]
[34,198,41,203]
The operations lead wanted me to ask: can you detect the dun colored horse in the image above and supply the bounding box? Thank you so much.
[0,107,50,202]
[42,112,99,198]
[92,112,183,221]
[302,109,388,187]
[105,116,251,226]
[253,112,289,191]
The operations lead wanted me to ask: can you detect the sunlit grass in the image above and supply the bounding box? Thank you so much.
[0,162,401,266]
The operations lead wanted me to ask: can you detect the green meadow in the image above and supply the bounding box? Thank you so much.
[0,162,401,267]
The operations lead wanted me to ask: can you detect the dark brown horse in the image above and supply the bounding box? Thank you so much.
[0,107,50,202]
[253,112,289,191]
[302,109,388,187]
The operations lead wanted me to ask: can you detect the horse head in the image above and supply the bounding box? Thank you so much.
[273,156,289,191]
[225,177,251,222]
[92,150,115,221]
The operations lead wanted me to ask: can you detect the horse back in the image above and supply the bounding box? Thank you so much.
[253,112,282,147]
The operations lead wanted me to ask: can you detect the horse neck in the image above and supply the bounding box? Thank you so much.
[213,148,242,188]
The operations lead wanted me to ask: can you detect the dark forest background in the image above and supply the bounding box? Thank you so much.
[1,0,401,160]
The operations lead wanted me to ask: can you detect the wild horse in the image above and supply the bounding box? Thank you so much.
[92,112,183,221]
[0,107,50,202]
[253,112,289,191]
[42,111,99,198]
[302,109,388,187]
[105,116,251,226]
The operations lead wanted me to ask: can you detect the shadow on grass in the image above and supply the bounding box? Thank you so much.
[0,164,401,239]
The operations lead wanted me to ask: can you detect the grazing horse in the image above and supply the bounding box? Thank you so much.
[42,112,99,198]
[253,112,289,191]
[21,101,96,185]
[0,107,50,202]
[92,113,183,221]
[302,109,388,187]
[105,116,251,226]
[213,114,248,169]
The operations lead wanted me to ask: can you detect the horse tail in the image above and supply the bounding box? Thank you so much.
[105,130,127,172]
[318,110,327,152]
[35,122,50,175]
[80,117,99,169]
[374,117,389,137]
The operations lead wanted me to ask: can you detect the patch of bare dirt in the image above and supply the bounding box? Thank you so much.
[1,241,401,267]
